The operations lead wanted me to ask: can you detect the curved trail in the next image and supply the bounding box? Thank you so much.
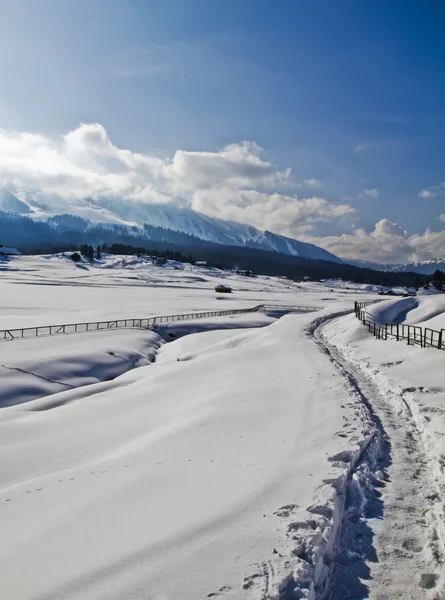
[313,316,442,599]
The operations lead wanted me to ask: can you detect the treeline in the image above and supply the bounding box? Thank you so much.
[430,270,445,290]
[106,243,194,264]
[74,241,427,288]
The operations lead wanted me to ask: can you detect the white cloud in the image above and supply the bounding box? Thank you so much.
[419,189,437,199]
[439,214,445,222]
[0,123,352,236]
[304,219,445,263]
[302,178,322,188]
[419,182,445,199]
[192,189,353,237]
[353,143,370,153]
[363,188,380,198]
[357,188,380,200]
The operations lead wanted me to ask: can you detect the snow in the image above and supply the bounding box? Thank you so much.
[0,253,443,598]
[0,328,163,408]
[323,311,445,596]
[0,253,364,331]
[0,310,366,600]
[366,295,445,330]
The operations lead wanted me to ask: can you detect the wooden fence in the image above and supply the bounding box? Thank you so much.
[354,300,444,350]
[0,303,319,342]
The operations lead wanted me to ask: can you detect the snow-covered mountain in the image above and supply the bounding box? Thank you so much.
[349,258,445,275]
[0,188,32,214]
[97,197,344,262]
[0,187,343,263]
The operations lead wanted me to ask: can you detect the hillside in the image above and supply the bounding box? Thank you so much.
[0,187,341,262]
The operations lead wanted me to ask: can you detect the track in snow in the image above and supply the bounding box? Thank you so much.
[314,317,442,600]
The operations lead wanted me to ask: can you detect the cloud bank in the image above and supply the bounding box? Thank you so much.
[306,219,445,264]
[0,123,353,235]
[0,123,443,263]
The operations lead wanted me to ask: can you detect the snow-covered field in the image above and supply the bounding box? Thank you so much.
[0,254,444,599]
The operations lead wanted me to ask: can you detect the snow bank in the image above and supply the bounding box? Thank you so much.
[0,329,163,408]
[367,295,445,329]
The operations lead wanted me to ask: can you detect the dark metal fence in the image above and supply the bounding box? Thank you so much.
[0,303,320,343]
[354,300,444,350]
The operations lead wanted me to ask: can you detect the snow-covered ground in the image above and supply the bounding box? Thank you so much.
[0,254,444,599]
[366,294,445,330]
[323,297,445,598]
[0,253,374,330]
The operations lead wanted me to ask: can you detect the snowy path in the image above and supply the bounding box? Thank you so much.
[316,318,443,599]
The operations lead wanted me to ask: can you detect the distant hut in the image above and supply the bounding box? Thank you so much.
[215,284,232,293]
[195,261,208,266]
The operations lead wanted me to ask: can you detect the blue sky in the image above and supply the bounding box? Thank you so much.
[0,0,444,262]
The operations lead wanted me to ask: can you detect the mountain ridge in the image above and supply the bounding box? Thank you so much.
[349,258,445,276]
[0,187,343,263]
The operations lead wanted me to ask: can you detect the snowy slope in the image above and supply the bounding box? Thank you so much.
[0,186,342,262]
[97,198,343,261]
[0,188,32,214]
[0,308,376,600]
[367,295,445,330]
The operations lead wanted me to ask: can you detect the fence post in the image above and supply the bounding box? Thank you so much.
[439,330,443,350]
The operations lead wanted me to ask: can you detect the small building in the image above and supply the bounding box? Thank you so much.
[195,261,208,266]
[215,284,232,293]
[0,246,20,256]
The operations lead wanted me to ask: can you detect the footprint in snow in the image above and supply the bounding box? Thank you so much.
[274,504,298,518]
[207,586,231,597]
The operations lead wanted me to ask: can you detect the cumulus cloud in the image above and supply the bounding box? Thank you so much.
[191,189,353,236]
[0,122,354,237]
[419,182,445,199]
[304,218,445,263]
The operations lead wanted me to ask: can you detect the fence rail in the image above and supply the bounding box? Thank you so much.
[0,303,320,343]
[354,299,444,350]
